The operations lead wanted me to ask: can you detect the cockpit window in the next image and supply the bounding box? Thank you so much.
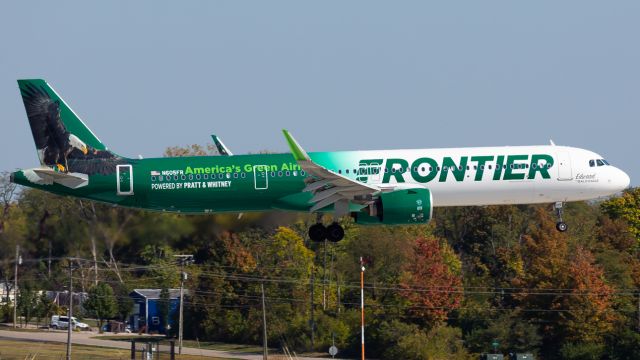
[602,159,610,165]
[596,159,605,167]
[589,160,595,167]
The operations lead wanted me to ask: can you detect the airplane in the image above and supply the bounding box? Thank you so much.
[10,79,631,242]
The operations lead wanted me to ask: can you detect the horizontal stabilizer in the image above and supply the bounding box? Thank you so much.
[23,168,89,189]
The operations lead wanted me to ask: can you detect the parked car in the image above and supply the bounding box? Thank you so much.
[101,321,132,333]
[50,315,90,330]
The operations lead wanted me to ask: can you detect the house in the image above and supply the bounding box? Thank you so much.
[129,289,183,334]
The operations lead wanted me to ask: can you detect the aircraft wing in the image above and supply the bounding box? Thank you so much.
[283,130,380,214]
[23,168,89,189]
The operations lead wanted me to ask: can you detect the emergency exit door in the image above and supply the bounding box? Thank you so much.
[117,164,134,195]
[253,165,268,190]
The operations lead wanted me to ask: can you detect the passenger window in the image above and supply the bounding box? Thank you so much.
[241,172,246,178]
[293,171,298,176]
[181,175,186,180]
[338,170,342,174]
[203,174,208,180]
[532,163,537,169]
[480,165,485,170]
[488,165,492,170]
[196,174,201,180]
[151,176,156,181]
[174,176,179,181]
[189,174,193,180]
[596,159,604,167]
[286,171,290,176]
[278,171,283,177]
[300,170,306,176]
[233,173,239,179]
[226,173,231,179]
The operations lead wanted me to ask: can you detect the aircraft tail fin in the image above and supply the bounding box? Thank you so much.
[17,79,126,175]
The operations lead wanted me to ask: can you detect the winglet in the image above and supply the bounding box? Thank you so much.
[211,134,233,156]
[282,129,310,161]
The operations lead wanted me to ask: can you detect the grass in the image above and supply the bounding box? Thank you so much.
[0,338,233,359]
[95,335,265,353]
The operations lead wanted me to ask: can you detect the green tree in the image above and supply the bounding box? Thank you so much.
[84,283,118,331]
[17,282,38,327]
[601,187,640,243]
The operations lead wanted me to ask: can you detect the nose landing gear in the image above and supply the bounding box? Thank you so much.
[555,202,568,232]
[308,222,345,242]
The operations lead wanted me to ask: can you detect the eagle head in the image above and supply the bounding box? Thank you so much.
[68,134,88,155]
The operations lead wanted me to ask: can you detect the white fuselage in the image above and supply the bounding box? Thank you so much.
[321,145,630,207]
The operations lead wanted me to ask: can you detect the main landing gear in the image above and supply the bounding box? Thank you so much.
[554,202,568,232]
[309,222,345,242]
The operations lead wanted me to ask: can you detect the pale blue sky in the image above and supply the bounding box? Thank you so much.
[1,1,638,184]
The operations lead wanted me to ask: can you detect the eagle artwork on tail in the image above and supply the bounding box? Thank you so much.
[20,83,124,175]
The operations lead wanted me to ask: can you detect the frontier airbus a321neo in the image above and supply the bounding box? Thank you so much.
[10,79,631,242]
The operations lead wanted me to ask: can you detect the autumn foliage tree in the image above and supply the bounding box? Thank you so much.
[400,236,463,325]
[560,246,616,343]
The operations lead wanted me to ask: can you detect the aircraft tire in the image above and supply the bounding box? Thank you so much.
[556,221,568,232]
[326,223,345,242]
[309,223,327,242]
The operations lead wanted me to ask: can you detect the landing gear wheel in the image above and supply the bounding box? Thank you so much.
[554,202,568,233]
[309,223,327,242]
[556,221,568,232]
[326,223,345,242]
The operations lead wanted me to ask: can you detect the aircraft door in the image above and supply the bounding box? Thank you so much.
[116,164,134,195]
[253,165,268,190]
[556,152,573,181]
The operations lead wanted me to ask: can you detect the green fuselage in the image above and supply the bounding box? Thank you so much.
[13,153,317,213]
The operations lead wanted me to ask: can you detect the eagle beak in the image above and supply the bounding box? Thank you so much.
[82,146,88,155]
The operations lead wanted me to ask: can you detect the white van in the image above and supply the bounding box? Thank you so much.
[50,315,90,330]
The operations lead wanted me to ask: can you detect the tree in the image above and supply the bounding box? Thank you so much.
[601,188,640,243]
[17,282,38,327]
[84,283,118,331]
[400,236,463,326]
[559,247,616,343]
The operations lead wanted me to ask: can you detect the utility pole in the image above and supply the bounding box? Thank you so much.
[322,239,327,310]
[360,257,366,360]
[310,267,315,351]
[261,282,268,360]
[66,260,73,360]
[174,254,193,355]
[13,245,19,329]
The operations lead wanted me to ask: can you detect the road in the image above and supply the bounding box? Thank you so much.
[0,329,333,360]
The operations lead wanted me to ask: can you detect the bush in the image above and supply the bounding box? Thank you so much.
[560,342,605,360]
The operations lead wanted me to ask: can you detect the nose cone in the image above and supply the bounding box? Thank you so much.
[610,168,630,192]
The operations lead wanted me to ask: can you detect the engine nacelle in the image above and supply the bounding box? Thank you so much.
[352,188,433,225]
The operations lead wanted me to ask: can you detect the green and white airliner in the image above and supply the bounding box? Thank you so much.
[10,79,630,242]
